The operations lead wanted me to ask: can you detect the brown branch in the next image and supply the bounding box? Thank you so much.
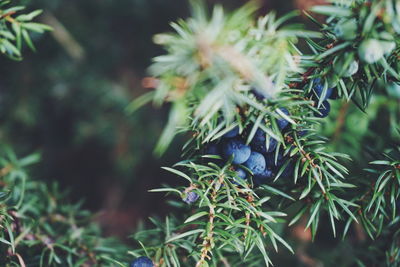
[0,164,13,177]
[40,11,85,61]
[333,102,350,143]
[0,11,16,20]
[196,175,223,267]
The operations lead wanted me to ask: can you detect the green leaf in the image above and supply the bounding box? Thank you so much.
[184,211,208,223]
[165,229,204,243]
[161,167,192,183]
[260,185,295,201]
[311,5,352,17]
[148,188,182,194]
[126,91,155,114]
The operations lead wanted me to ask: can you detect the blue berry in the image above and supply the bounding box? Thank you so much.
[231,166,247,185]
[251,87,268,100]
[234,167,247,180]
[223,126,239,138]
[251,82,275,100]
[298,129,308,137]
[244,151,266,176]
[315,101,331,118]
[222,138,251,164]
[130,256,154,267]
[312,78,333,100]
[254,169,273,185]
[276,108,290,130]
[250,129,278,153]
[183,192,199,204]
[328,88,339,100]
[205,143,220,156]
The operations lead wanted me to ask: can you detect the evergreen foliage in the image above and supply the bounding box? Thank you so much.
[0,147,129,266]
[129,0,400,266]
[0,2,129,266]
[0,0,50,60]
[1,0,399,266]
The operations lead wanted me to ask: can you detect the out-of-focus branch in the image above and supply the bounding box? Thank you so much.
[291,216,323,267]
[40,11,85,61]
[294,0,327,12]
[333,101,350,142]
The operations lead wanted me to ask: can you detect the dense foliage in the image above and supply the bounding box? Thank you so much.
[0,0,399,266]
[129,0,400,266]
[0,1,129,266]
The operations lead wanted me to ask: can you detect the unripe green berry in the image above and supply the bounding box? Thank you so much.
[334,19,357,40]
[380,41,396,55]
[387,82,400,99]
[345,60,359,77]
[334,56,359,77]
[358,39,384,63]
[379,32,396,55]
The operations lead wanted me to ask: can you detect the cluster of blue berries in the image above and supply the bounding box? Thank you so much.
[202,113,294,187]
[183,80,333,204]
[310,78,335,118]
[130,256,154,267]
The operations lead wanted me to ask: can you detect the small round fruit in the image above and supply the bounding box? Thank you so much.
[334,56,359,77]
[333,18,357,40]
[250,129,278,153]
[244,151,266,176]
[251,87,268,100]
[222,138,251,164]
[379,32,396,55]
[183,192,199,204]
[276,108,290,130]
[298,129,308,137]
[254,169,273,185]
[314,101,331,118]
[358,39,384,64]
[223,126,240,138]
[344,60,359,77]
[205,143,220,156]
[380,40,395,55]
[251,82,275,100]
[231,166,247,185]
[130,256,154,267]
[312,78,333,100]
[234,167,247,180]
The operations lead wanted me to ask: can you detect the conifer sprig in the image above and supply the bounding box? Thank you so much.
[129,0,400,266]
[0,147,130,266]
[0,0,51,60]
